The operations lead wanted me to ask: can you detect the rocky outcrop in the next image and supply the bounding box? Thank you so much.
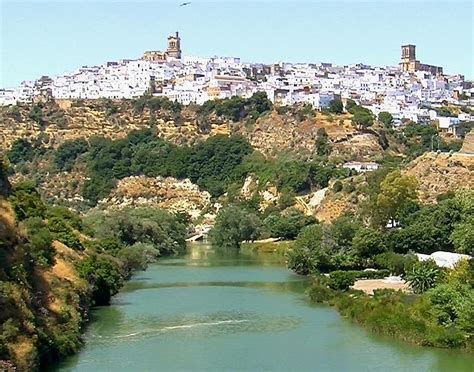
[239,175,278,211]
[0,101,227,150]
[239,111,380,159]
[97,176,212,220]
[460,131,474,154]
[404,152,474,202]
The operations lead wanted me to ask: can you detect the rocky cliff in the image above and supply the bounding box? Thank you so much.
[97,176,213,220]
[0,99,382,161]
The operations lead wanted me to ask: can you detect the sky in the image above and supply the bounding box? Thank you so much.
[1,0,473,87]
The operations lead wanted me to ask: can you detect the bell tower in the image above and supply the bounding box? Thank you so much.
[400,44,418,72]
[166,32,182,59]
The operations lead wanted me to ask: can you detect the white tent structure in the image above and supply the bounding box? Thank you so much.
[415,251,471,269]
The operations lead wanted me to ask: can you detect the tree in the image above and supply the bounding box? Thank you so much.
[315,128,330,156]
[376,171,418,228]
[405,259,440,294]
[378,111,393,127]
[328,99,343,114]
[54,138,89,171]
[75,254,123,305]
[352,227,385,258]
[28,103,44,127]
[7,139,36,164]
[287,224,333,274]
[450,217,474,255]
[8,181,46,220]
[352,109,374,129]
[23,217,55,267]
[330,215,361,251]
[209,206,261,249]
[262,209,316,240]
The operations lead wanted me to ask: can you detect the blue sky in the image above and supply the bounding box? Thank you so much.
[1,0,473,87]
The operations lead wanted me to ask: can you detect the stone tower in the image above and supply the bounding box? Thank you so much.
[166,32,182,59]
[401,44,416,61]
[399,44,418,72]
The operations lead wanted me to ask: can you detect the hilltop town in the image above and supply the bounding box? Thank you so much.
[1,33,473,136]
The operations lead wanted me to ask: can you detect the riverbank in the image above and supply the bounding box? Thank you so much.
[53,243,474,371]
[307,271,474,352]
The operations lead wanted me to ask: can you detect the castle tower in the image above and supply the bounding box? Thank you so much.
[399,44,418,72]
[166,32,182,59]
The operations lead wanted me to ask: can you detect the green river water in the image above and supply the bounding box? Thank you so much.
[54,243,473,371]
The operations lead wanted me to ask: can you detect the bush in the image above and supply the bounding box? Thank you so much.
[23,217,55,267]
[405,259,440,294]
[373,252,417,275]
[307,276,334,303]
[328,271,356,291]
[9,181,46,220]
[328,99,343,114]
[332,181,343,193]
[47,216,83,251]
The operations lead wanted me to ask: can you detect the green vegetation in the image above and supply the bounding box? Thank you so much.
[346,100,374,129]
[0,171,189,369]
[307,259,473,351]
[209,205,261,249]
[197,92,272,123]
[82,130,252,203]
[54,138,89,171]
[327,98,343,114]
[378,111,393,127]
[405,259,440,294]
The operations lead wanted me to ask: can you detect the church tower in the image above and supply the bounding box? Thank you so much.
[166,32,182,59]
[399,44,418,72]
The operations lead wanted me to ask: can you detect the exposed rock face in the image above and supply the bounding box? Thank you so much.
[460,131,474,154]
[404,152,474,202]
[239,111,381,159]
[330,133,383,160]
[1,101,382,161]
[98,176,212,219]
[239,175,278,211]
[0,101,228,149]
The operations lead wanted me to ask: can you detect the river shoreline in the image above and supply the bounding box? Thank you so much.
[53,243,474,371]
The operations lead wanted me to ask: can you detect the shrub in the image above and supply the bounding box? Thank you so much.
[405,259,440,294]
[23,217,55,267]
[328,271,356,291]
[332,181,343,193]
[373,252,417,275]
[9,181,46,220]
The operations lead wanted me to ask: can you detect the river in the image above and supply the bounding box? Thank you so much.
[54,243,473,371]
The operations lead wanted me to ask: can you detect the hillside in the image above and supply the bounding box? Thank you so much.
[404,152,474,202]
[0,198,89,371]
[0,165,189,370]
[0,98,382,161]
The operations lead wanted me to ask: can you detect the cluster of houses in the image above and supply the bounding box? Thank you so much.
[1,34,473,136]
